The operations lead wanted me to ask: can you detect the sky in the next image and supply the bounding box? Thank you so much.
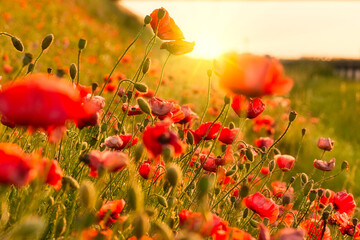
[121,1,360,59]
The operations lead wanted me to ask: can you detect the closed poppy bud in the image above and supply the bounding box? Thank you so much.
[353,218,358,226]
[128,184,143,211]
[91,82,98,93]
[240,184,249,198]
[166,164,182,187]
[62,176,80,190]
[313,158,335,171]
[69,63,77,80]
[27,63,34,73]
[78,38,87,50]
[317,137,334,151]
[300,173,308,184]
[41,34,54,50]
[11,36,24,52]
[317,189,324,197]
[341,160,349,171]
[282,195,291,205]
[243,208,249,218]
[229,122,235,129]
[142,58,151,74]
[157,195,168,208]
[303,180,313,196]
[137,97,151,115]
[309,190,317,202]
[79,180,96,209]
[132,214,150,239]
[224,95,231,105]
[22,53,33,66]
[245,148,254,162]
[157,8,166,19]
[302,128,306,136]
[288,111,297,122]
[144,15,152,25]
[134,83,148,93]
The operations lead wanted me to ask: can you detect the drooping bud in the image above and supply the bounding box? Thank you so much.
[41,34,54,50]
[22,53,33,66]
[245,148,254,162]
[303,180,313,196]
[69,63,77,80]
[341,160,349,171]
[78,38,87,50]
[11,36,24,52]
[137,97,151,115]
[62,176,80,190]
[289,176,295,184]
[239,184,249,198]
[134,83,148,93]
[79,180,96,209]
[142,58,151,74]
[288,111,297,122]
[186,131,194,145]
[300,173,308,185]
[157,195,168,208]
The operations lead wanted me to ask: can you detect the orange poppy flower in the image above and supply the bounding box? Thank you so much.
[243,192,279,224]
[150,7,184,40]
[160,40,195,55]
[214,53,293,98]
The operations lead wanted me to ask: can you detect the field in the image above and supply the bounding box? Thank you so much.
[1,0,360,239]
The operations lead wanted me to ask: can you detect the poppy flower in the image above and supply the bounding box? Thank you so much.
[138,159,165,181]
[83,150,129,177]
[255,137,274,148]
[0,74,94,129]
[142,122,182,158]
[253,115,275,135]
[231,94,265,119]
[158,104,185,123]
[195,122,222,141]
[314,188,335,206]
[213,226,255,240]
[271,181,293,198]
[317,137,334,151]
[274,228,305,240]
[214,53,293,98]
[275,155,295,172]
[333,190,356,216]
[41,158,63,191]
[1,115,16,128]
[160,40,195,55]
[148,97,173,117]
[243,192,279,224]
[301,219,332,240]
[150,7,184,40]
[0,143,35,186]
[3,64,13,74]
[76,95,105,129]
[260,167,270,175]
[258,224,270,240]
[219,127,239,145]
[122,103,143,116]
[313,158,335,171]
[178,104,198,125]
[81,228,112,240]
[97,199,125,227]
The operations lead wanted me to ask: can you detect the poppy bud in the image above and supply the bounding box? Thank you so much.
[79,180,96,209]
[56,69,66,78]
[54,217,66,237]
[309,190,317,202]
[137,97,151,115]
[11,36,24,52]
[300,173,308,185]
[224,95,230,105]
[214,187,220,195]
[41,34,54,50]
[243,208,249,218]
[78,38,87,50]
[157,195,168,208]
[22,53,33,66]
[269,160,275,172]
[62,176,79,190]
[167,196,176,208]
[221,144,227,153]
[69,63,77,80]
[289,177,295,184]
[226,170,235,177]
[322,211,330,220]
[317,189,324,197]
[27,63,34,73]
[288,111,297,122]
[245,148,254,161]
[142,58,151,74]
[302,128,306,136]
[152,221,173,240]
[282,195,291,205]
[263,218,269,226]
[303,180,313,196]
[198,176,211,198]
[230,196,236,203]
[157,8,166,20]
[166,164,182,187]
[121,95,127,103]
[245,163,251,172]
[134,83,148,93]
[128,184,143,211]
[207,69,212,78]
[229,122,235,129]
[353,218,358,226]
[240,184,249,198]
[144,15,152,25]
[341,160,349,171]
[47,68,52,74]
[134,144,144,162]
[132,214,150,239]
[163,146,173,161]
[186,131,194,145]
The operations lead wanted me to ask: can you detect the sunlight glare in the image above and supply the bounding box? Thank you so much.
[188,36,224,60]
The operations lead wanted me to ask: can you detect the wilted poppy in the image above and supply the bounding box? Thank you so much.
[333,190,356,216]
[313,158,335,171]
[102,134,138,150]
[160,40,195,55]
[148,97,173,117]
[97,199,125,227]
[275,155,295,172]
[214,53,293,98]
[150,7,184,40]
[243,192,279,223]
[317,137,334,151]
[231,94,265,119]
[142,122,182,158]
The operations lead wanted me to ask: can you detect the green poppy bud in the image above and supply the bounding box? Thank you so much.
[11,36,24,52]
[41,34,54,50]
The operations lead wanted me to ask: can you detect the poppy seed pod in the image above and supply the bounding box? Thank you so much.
[134,83,148,93]
[78,38,87,50]
[144,15,152,25]
[22,53,33,66]
[69,63,77,80]
[11,36,24,52]
[142,58,151,74]
[41,34,54,50]
[166,164,182,187]
[137,97,151,115]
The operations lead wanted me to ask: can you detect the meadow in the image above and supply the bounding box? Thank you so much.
[1,0,360,239]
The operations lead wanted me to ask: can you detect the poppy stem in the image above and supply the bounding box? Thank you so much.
[76,49,81,85]
[154,52,171,97]
[30,49,44,74]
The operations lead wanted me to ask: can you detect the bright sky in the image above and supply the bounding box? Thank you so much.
[121,1,360,59]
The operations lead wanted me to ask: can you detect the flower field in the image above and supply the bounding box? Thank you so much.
[1,0,360,239]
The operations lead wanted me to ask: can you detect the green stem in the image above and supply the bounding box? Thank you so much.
[154,52,171,96]
[31,49,44,74]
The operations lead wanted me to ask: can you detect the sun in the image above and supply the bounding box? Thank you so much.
[189,36,224,59]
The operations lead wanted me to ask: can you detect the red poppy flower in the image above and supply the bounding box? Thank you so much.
[42,159,63,191]
[148,97,174,117]
[76,95,105,129]
[214,53,293,98]
[178,105,198,125]
[158,104,185,123]
[219,127,239,145]
[271,181,293,198]
[81,228,112,240]
[0,143,35,186]
[150,8,184,40]
[243,192,279,223]
[1,115,16,128]
[317,137,334,151]
[138,159,165,181]
[313,158,335,171]
[231,94,265,119]
[0,74,93,129]
[97,199,125,227]
[84,150,129,177]
[213,226,255,240]
[255,137,274,148]
[275,154,295,172]
[160,40,195,55]
[122,103,143,116]
[142,122,182,158]
[314,188,335,206]
[301,219,332,240]
[275,228,305,240]
[260,167,270,175]
[195,122,222,141]
[119,134,138,150]
[333,190,356,216]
